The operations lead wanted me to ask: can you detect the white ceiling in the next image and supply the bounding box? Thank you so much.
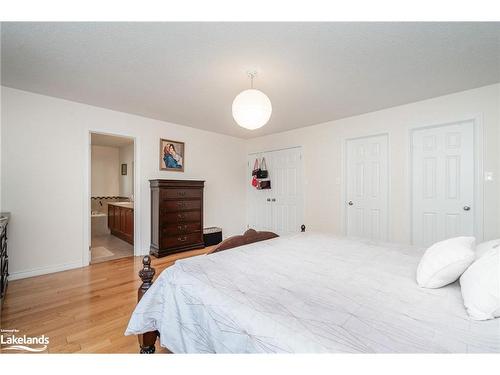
[2,22,499,139]
[91,133,133,147]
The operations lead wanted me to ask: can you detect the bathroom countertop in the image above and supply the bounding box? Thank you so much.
[108,202,134,209]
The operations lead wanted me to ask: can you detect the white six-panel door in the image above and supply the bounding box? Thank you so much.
[247,148,304,235]
[411,121,474,246]
[247,152,273,231]
[345,134,389,241]
[270,148,303,233]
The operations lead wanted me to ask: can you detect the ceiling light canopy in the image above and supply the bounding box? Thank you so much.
[232,72,272,130]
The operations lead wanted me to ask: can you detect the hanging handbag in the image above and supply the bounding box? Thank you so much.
[257,180,271,190]
[256,157,268,179]
[251,175,258,187]
[251,158,260,176]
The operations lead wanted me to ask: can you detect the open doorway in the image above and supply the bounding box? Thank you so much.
[90,133,135,263]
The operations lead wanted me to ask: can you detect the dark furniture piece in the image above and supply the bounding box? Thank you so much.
[108,203,134,245]
[1,213,10,309]
[207,228,278,254]
[136,228,278,353]
[149,179,205,258]
[203,227,222,247]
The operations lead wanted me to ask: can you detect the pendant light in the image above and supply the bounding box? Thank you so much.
[232,71,272,130]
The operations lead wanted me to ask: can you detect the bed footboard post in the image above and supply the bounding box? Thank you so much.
[138,255,158,354]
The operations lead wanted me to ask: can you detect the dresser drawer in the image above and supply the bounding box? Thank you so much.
[161,188,202,200]
[163,222,201,236]
[161,199,201,212]
[162,210,201,223]
[162,232,202,248]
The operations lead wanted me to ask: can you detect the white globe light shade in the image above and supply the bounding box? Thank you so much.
[232,89,272,130]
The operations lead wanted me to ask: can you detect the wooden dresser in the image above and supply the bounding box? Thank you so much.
[150,180,204,257]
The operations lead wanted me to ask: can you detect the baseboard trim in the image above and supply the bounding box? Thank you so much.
[8,260,84,280]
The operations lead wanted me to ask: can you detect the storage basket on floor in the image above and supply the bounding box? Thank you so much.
[203,227,222,246]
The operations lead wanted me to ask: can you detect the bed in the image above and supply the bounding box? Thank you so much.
[125,232,500,353]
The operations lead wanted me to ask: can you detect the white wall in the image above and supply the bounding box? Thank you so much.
[119,143,134,198]
[246,84,500,244]
[2,83,499,279]
[91,145,120,197]
[1,87,247,279]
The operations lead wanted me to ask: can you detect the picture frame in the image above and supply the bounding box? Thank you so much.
[121,163,127,175]
[160,138,185,172]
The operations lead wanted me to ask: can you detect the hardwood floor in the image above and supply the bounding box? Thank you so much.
[0,247,213,353]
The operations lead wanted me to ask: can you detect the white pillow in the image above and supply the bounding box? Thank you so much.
[460,248,500,320]
[475,239,500,259]
[416,237,475,288]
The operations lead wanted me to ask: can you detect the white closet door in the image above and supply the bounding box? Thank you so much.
[268,148,303,234]
[346,134,389,241]
[412,121,474,246]
[247,153,272,231]
[247,148,303,235]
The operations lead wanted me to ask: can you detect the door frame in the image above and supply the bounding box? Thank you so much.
[341,133,391,240]
[83,129,141,267]
[246,146,304,233]
[408,115,484,245]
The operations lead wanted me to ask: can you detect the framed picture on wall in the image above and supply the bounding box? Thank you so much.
[160,138,185,172]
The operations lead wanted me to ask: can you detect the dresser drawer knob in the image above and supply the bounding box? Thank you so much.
[177,213,185,219]
[178,236,188,242]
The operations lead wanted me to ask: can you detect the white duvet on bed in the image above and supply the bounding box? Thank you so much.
[125,232,500,353]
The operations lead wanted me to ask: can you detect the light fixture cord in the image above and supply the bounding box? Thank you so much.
[248,71,256,89]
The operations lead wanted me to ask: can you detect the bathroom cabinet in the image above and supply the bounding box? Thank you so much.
[108,203,134,245]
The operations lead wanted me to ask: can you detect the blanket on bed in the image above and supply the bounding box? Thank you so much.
[125,233,500,353]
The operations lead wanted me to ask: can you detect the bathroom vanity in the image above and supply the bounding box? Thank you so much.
[108,202,134,245]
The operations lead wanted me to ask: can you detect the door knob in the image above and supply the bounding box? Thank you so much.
[271,198,276,202]
[463,206,471,211]
[348,201,354,206]
[266,198,271,202]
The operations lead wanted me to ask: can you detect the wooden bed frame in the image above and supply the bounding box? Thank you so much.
[136,229,280,353]
[137,255,159,353]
